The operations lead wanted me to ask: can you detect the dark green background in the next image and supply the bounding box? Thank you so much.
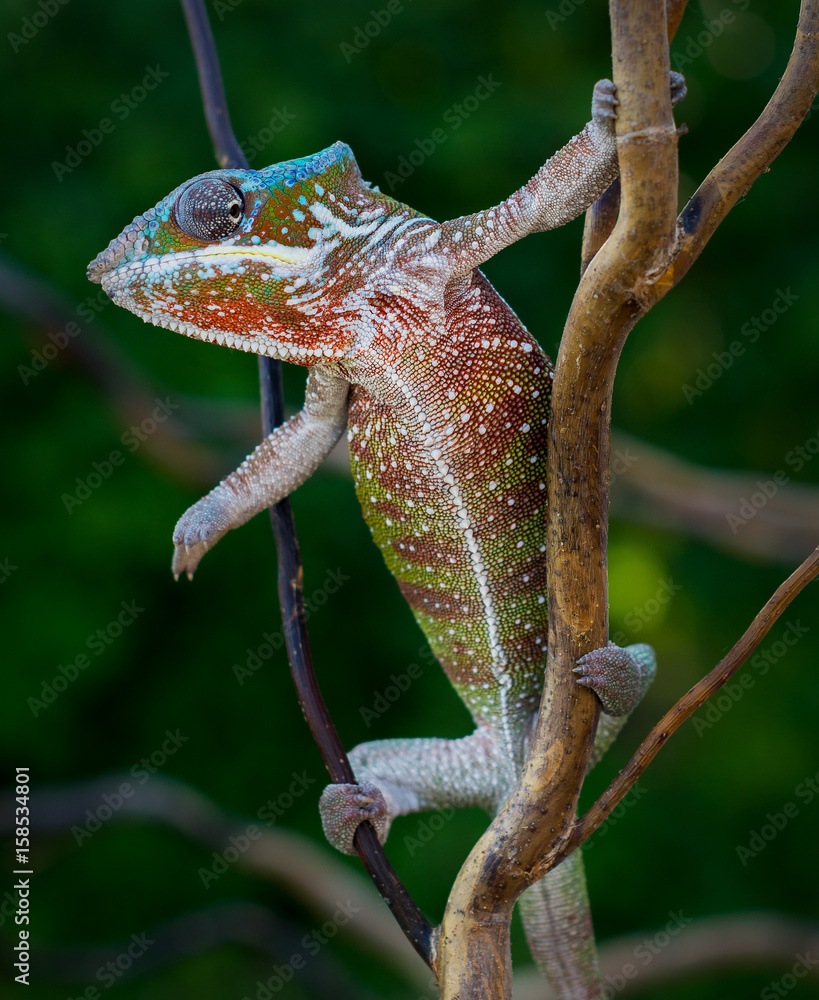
[2,0,818,997]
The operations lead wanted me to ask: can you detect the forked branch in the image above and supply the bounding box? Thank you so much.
[437,0,819,996]
[574,0,819,839]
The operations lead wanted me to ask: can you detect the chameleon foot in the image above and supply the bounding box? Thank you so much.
[574,641,656,717]
[171,486,236,579]
[319,780,389,855]
[591,71,685,130]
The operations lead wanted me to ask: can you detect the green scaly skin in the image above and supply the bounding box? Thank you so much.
[88,76,683,997]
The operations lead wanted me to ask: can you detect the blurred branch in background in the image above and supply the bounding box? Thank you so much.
[0,252,221,487]
[3,253,816,563]
[34,902,372,1000]
[5,777,817,997]
[611,431,819,563]
[3,774,425,986]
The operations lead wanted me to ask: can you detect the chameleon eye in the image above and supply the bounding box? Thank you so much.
[175,178,245,241]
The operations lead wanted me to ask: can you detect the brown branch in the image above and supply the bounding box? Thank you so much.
[580,175,620,275]
[434,0,819,993]
[584,3,819,307]
[569,0,819,855]
[436,3,681,997]
[572,544,819,847]
[669,7,819,291]
[531,0,681,877]
[664,0,688,38]
[579,0,687,272]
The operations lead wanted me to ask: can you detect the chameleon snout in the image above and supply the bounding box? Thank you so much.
[87,208,157,284]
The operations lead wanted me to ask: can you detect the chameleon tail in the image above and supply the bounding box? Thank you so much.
[517,849,602,998]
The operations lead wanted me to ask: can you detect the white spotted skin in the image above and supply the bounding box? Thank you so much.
[339,269,552,767]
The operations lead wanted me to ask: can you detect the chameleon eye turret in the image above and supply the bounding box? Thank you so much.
[174,177,244,240]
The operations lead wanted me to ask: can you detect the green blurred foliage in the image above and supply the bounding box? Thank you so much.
[1,0,818,997]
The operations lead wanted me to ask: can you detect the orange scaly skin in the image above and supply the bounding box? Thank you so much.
[89,77,684,997]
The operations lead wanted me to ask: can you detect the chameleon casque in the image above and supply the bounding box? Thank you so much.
[88,75,684,997]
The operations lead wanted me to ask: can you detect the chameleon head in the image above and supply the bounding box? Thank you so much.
[87,142,414,364]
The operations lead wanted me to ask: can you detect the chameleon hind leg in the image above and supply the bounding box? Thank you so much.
[319,729,507,855]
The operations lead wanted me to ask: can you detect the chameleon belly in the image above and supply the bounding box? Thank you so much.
[344,271,552,750]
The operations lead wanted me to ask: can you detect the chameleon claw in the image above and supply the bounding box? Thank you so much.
[591,79,618,124]
[670,70,687,106]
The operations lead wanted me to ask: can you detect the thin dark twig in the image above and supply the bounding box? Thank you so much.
[180,0,244,170]
[178,0,434,967]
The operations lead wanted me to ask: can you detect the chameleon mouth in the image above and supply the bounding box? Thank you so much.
[96,242,347,361]
[88,237,314,285]
[194,243,313,266]
[115,298,348,362]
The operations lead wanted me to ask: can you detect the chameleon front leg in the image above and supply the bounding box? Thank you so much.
[172,364,349,578]
[435,78,619,277]
[431,73,685,277]
[318,729,506,855]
